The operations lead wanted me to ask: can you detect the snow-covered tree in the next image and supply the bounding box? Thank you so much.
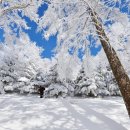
[56,44,81,81]
[94,64,110,96]
[44,63,75,98]
[0,33,45,93]
[94,64,120,96]
[0,43,18,93]
[44,64,67,98]
[103,65,121,96]
[74,65,97,97]
[39,0,130,116]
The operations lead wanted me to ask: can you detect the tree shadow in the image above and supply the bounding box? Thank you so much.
[0,95,129,130]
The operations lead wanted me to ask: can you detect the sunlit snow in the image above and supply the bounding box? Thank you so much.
[0,94,129,130]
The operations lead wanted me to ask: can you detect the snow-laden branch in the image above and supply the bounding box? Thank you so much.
[0,3,31,17]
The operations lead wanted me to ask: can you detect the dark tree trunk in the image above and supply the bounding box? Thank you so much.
[89,8,130,117]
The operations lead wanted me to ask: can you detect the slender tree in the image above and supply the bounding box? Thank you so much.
[88,7,130,116]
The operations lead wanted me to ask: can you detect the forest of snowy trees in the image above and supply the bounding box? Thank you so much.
[0,34,127,98]
[0,34,122,98]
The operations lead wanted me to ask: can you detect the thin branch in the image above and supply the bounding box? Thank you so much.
[82,17,88,30]
[0,0,34,18]
[79,11,87,17]
[1,4,31,16]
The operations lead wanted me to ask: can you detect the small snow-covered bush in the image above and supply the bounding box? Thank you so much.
[79,82,97,97]
[3,77,33,94]
[44,83,68,98]
[4,85,14,92]
[62,80,75,97]
[77,84,98,97]
[108,84,121,96]
[97,88,110,97]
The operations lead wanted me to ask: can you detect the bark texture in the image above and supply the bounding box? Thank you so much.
[89,8,130,117]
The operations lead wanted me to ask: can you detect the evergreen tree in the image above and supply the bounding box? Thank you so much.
[44,64,68,98]
[74,66,97,97]
[94,64,121,96]
[0,34,45,94]
[105,66,121,96]
[94,64,110,96]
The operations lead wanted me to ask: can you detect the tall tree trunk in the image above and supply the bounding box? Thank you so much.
[89,8,130,117]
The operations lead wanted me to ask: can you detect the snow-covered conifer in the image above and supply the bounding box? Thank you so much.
[0,33,45,93]
[74,65,97,97]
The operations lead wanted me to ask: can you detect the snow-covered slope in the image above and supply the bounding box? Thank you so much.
[0,95,129,130]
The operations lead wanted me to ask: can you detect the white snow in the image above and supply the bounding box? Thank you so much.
[0,95,129,130]
[18,77,29,82]
[45,84,68,98]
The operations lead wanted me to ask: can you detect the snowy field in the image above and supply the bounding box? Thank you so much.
[0,94,130,130]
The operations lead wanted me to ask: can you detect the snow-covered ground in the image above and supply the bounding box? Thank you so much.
[0,94,129,130]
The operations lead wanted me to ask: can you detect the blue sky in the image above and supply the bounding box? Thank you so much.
[0,3,103,59]
[23,16,101,58]
[24,3,57,58]
[22,3,101,59]
[23,16,57,58]
[0,1,128,59]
